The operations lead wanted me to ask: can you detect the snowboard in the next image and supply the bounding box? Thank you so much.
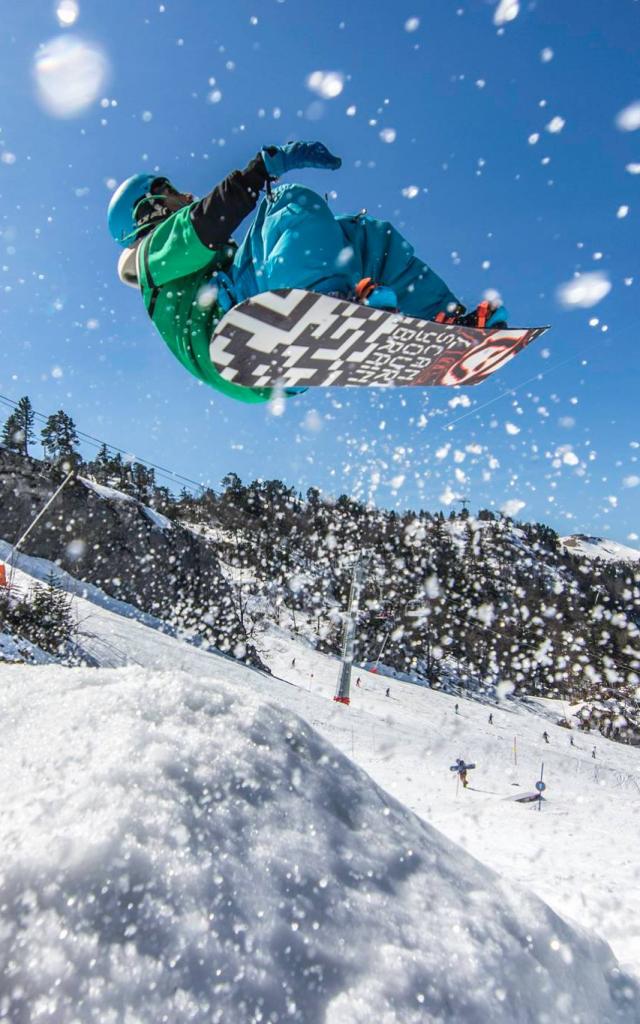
[210,289,548,389]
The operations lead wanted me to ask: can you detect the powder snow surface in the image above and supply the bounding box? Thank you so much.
[0,666,637,1024]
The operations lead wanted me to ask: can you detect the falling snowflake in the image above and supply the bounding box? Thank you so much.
[546,116,565,134]
[306,71,344,100]
[493,0,519,26]
[502,499,525,517]
[615,101,640,132]
[557,272,612,309]
[32,35,109,118]
[56,0,79,27]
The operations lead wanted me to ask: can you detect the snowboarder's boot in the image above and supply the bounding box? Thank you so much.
[354,277,399,312]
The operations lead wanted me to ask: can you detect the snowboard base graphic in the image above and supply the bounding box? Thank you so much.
[210,289,548,389]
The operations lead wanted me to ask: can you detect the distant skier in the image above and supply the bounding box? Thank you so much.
[108,141,507,405]
[542,731,550,744]
[570,735,575,747]
[356,677,361,688]
[592,746,597,759]
[488,712,494,725]
[455,703,459,715]
[385,687,391,698]
[291,657,296,668]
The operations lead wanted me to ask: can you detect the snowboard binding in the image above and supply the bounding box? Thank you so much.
[435,300,508,329]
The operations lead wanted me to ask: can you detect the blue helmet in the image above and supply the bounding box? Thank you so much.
[107,173,165,248]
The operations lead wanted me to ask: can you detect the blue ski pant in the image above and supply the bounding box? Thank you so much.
[225,183,459,320]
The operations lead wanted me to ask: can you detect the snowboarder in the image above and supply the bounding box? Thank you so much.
[108,141,508,404]
[543,731,550,743]
[452,758,473,788]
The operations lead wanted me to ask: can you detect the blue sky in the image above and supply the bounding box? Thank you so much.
[1,0,638,539]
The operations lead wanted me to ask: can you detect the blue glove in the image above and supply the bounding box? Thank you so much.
[363,285,398,311]
[262,141,341,178]
[487,304,508,328]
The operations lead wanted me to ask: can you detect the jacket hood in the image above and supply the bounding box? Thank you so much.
[117,246,139,289]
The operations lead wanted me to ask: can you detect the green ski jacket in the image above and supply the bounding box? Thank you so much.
[135,155,276,405]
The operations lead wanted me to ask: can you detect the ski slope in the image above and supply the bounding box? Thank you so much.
[561,535,640,564]
[2,545,640,1021]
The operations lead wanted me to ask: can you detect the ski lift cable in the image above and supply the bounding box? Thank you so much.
[0,392,211,495]
[1,393,637,676]
[441,321,625,432]
[443,355,578,430]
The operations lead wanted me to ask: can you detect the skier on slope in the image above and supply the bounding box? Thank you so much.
[108,141,508,405]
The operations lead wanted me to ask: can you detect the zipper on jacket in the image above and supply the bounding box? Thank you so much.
[139,237,160,319]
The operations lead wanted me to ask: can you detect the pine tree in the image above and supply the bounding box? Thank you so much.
[130,462,156,502]
[87,443,111,484]
[28,572,75,654]
[107,451,125,489]
[41,409,80,462]
[13,397,36,456]
[1,411,23,452]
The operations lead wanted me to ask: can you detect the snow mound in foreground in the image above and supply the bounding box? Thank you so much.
[1,667,636,1023]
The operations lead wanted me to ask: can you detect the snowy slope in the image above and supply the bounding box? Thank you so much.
[262,629,640,976]
[1,665,637,1024]
[0,539,240,672]
[561,534,640,563]
[2,545,640,1019]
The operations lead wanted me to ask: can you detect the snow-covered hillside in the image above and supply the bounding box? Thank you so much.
[2,547,640,1021]
[561,534,640,564]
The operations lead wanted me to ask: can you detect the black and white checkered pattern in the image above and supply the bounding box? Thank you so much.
[209,289,547,389]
